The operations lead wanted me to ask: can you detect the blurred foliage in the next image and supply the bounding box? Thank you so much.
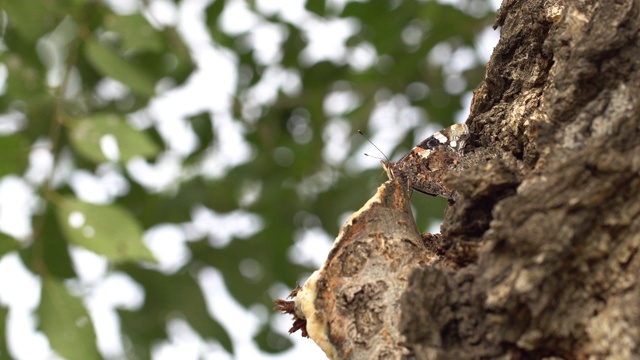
[0,0,494,358]
[37,277,102,360]
[0,305,9,360]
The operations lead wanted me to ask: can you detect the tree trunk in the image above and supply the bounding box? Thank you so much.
[402,0,640,359]
[278,1,640,358]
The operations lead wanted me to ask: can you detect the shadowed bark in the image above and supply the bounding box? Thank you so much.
[277,1,640,358]
[402,0,640,359]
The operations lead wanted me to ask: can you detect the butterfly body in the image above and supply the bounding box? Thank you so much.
[382,124,469,199]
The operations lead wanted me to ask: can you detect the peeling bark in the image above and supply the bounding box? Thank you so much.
[306,178,437,359]
[280,179,438,359]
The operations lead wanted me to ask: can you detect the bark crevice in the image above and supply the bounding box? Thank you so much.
[402,0,640,358]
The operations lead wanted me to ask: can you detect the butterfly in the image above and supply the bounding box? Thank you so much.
[382,124,469,199]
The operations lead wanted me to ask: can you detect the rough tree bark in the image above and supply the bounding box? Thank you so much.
[277,1,640,359]
[402,0,640,359]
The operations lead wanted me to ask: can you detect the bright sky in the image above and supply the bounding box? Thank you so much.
[0,0,500,359]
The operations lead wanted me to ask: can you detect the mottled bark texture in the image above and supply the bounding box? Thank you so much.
[293,178,438,359]
[402,0,640,359]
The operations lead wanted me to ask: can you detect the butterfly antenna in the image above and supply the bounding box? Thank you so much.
[358,130,389,162]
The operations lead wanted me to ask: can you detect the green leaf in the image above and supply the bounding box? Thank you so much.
[20,203,76,279]
[205,0,227,29]
[0,232,21,258]
[305,0,326,16]
[68,113,161,163]
[0,305,10,360]
[185,112,214,165]
[2,0,54,41]
[38,277,100,360]
[54,197,155,262]
[0,134,31,177]
[104,14,164,53]
[84,38,156,97]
